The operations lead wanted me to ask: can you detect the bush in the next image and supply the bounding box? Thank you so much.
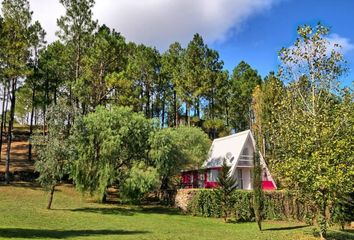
[120,162,160,202]
[187,189,315,222]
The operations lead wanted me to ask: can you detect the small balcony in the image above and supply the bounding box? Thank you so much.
[237,155,254,167]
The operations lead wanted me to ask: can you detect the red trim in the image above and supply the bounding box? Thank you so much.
[262,180,276,190]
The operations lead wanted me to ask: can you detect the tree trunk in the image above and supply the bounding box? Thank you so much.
[5,79,16,184]
[0,84,8,162]
[47,185,55,210]
[161,99,165,128]
[3,83,9,135]
[185,103,190,126]
[173,90,177,127]
[101,192,107,203]
[28,87,35,162]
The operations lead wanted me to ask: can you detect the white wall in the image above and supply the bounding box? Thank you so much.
[242,168,252,190]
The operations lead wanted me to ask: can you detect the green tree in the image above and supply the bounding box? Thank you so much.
[39,41,70,106]
[161,42,183,127]
[120,162,159,202]
[180,33,208,124]
[1,0,32,183]
[215,159,237,222]
[57,0,97,109]
[229,61,261,132]
[70,106,155,201]
[33,101,74,209]
[27,20,46,161]
[149,126,210,190]
[76,25,127,110]
[253,148,264,231]
[274,23,353,238]
[123,44,161,118]
[251,72,284,165]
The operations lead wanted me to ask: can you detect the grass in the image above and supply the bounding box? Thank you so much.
[0,183,353,240]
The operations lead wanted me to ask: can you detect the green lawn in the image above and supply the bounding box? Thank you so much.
[0,183,352,240]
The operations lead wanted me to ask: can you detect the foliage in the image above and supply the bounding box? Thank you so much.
[215,160,237,222]
[120,162,160,202]
[229,61,261,132]
[70,106,155,200]
[253,150,264,230]
[33,102,73,189]
[187,189,317,223]
[33,101,75,209]
[76,25,127,109]
[331,193,354,230]
[273,23,354,238]
[149,126,210,189]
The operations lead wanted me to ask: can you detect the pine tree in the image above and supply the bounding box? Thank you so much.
[215,159,237,222]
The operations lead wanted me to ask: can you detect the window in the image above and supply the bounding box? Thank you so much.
[207,169,219,182]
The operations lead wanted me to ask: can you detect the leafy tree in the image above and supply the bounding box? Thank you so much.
[215,159,237,222]
[251,72,284,167]
[229,61,261,132]
[70,106,155,201]
[149,126,210,190]
[33,101,74,209]
[120,162,159,202]
[1,0,32,183]
[274,23,353,238]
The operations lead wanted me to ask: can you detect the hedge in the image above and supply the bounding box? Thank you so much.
[186,190,316,222]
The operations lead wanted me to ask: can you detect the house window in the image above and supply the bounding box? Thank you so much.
[207,169,219,182]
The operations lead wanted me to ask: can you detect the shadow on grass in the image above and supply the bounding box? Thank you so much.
[0,228,149,239]
[69,205,181,216]
[264,225,309,231]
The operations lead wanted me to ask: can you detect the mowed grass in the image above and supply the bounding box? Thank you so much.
[0,183,352,240]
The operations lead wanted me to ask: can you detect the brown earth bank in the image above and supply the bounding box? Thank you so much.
[0,126,38,181]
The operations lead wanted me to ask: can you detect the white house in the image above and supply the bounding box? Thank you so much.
[181,130,277,190]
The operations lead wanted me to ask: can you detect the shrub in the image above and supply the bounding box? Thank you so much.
[186,189,315,222]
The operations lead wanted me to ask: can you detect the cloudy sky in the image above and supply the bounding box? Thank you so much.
[2,0,354,85]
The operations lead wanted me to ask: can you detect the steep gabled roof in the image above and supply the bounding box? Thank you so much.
[202,130,251,169]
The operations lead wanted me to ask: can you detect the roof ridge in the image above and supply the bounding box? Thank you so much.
[213,129,250,142]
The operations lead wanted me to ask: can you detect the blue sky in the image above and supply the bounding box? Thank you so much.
[210,0,354,86]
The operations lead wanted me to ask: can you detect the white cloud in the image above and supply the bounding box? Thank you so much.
[1,0,279,49]
[326,33,354,54]
[93,0,278,50]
